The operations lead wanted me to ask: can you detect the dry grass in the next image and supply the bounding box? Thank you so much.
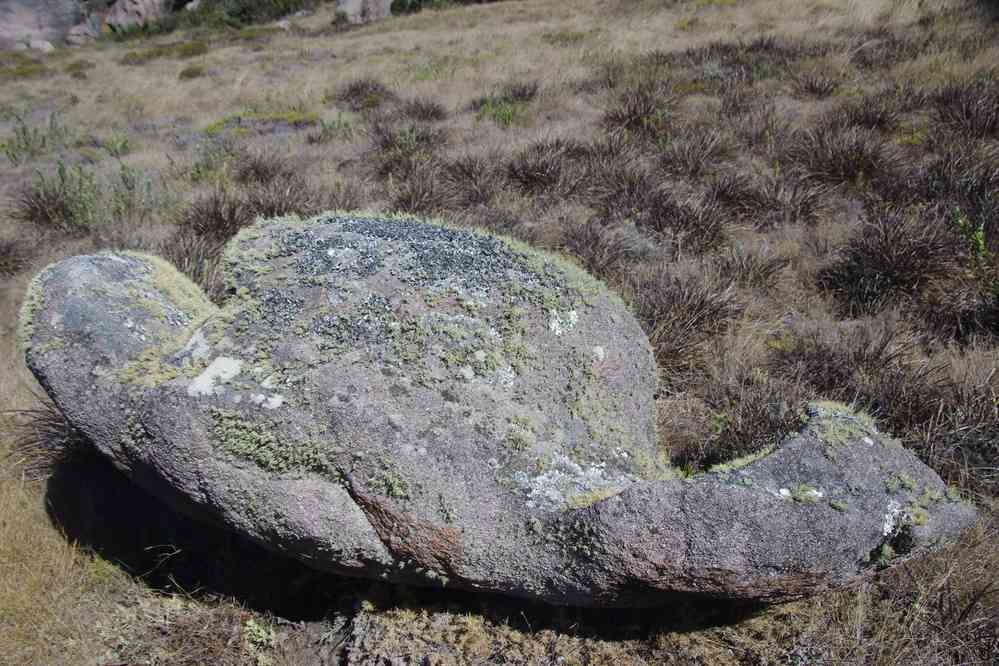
[2,0,999,663]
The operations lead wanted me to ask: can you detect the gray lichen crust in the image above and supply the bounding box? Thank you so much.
[21,212,977,607]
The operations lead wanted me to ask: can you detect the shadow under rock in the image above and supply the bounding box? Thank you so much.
[44,446,763,641]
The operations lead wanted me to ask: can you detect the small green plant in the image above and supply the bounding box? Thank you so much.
[475,98,519,127]
[14,161,100,233]
[2,112,70,165]
[376,470,410,499]
[305,113,354,144]
[954,207,999,296]
[243,617,276,665]
[101,132,131,158]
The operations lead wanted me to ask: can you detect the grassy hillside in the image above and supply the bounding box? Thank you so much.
[1,0,997,663]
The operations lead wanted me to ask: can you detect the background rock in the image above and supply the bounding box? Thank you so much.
[105,0,170,32]
[0,0,81,49]
[337,0,391,24]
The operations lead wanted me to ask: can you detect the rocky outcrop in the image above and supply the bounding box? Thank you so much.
[0,0,81,49]
[105,0,171,32]
[336,0,391,25]
[21,213,977,607]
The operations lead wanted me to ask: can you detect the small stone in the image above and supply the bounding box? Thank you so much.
[29,39,55,53]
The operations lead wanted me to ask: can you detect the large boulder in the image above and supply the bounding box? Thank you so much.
[22,213,977,607]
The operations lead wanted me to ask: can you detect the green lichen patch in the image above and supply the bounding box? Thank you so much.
[372,468,411,499]
[790,483,822,503]
[707,445,775,474]
[210,408,338,476]
[565,486,623,509]
[829,499,849,512]
[885,473,917,494]
[807,401,877,450]
[117,347,184,387]
[17,268,50,354]
[124,252,215,322]
[203,109,320,135]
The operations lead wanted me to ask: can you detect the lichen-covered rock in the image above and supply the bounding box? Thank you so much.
[22,213,977,607]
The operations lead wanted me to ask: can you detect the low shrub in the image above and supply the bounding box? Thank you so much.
[629,191,727,254]
[2,112,70,165]
[336,78,396,112]
[12,161,100,234]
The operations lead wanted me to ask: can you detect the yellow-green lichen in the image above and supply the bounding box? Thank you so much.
[565,485,623,509]
[210,408,337,475]
[117,346,184,387]
[790,484,821,503]
[808,400,877,448]
[885,473,917,494]
[707,445,775,474]
[17,269,49,354]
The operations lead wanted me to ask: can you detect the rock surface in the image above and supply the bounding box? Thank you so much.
[22,213,977,607]
[336,0,391,25]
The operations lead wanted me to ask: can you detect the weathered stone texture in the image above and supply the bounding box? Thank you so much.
[22,213,976,606]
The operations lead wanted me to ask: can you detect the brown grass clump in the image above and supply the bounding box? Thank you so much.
[335,77,397,112]
[0,238,31,277]
[817,206,964,315]
[781,124,903,186]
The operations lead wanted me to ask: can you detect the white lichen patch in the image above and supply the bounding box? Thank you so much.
[182,329,211,361]
[511,452,635,511]
[547,309,579,336]
[250,393,285,409]
[187,356,243,397]
[882,501,902,536]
